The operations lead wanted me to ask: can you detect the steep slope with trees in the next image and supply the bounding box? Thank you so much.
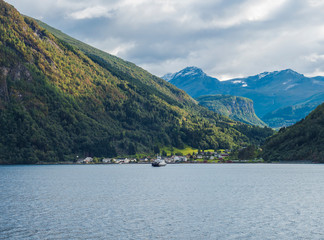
[262,103,324,162]
[196,95,266,126]
[0,0,273,163]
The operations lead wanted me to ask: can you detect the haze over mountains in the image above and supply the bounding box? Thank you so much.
[163,67,324,128]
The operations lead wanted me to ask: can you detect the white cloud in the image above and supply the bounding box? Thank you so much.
[205,0,289,29]
[308,0,324,7]
[304,53,324,63]
[69,6,112,20]
[6,0,324,79]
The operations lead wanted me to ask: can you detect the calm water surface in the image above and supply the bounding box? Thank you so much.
[1,164,324,239]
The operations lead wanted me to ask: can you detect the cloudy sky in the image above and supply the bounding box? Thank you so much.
[6,0,324,80]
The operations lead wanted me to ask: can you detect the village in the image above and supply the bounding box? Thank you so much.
[76,150,264,164]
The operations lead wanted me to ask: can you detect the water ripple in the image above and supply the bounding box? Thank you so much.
[1,164,324,239]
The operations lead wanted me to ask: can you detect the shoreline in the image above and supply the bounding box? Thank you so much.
[0,161,320,165]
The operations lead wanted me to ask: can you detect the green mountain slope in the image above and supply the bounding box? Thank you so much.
[262,102,321,129]
[0,0,273,163]
[262,103,324,162]
[196,95,266,126]
[35,19,185,104]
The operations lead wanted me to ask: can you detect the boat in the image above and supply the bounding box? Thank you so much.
[151,156,167,167]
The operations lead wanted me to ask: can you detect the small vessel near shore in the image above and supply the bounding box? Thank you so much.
[151,156,167,167]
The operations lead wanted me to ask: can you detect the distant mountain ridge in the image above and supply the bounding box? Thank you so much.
[163,67,324,128]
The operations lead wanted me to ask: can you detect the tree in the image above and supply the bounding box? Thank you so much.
[238,145,258,160]
[153,145,160,154]
[161,150,167,156]
[128,142,136,155]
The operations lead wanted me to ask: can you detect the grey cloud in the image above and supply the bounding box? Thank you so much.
[6,0,324,79]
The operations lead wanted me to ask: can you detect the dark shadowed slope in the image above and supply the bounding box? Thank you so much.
[262,103,324,162]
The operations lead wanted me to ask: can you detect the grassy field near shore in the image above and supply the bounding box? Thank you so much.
[161,146,227,156]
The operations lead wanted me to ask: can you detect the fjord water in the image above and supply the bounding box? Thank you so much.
[1,164,324,239]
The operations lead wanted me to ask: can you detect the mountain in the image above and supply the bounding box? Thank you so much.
[262,102,321,129]
[0,1,274,164]
[196,95,266,127]
[161,73,175,82]
[224,69,324,117]
[163,67,221,97]
[163,67,324,128]
[262,103,324,162]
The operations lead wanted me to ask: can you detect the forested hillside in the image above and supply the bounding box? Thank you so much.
[262,102,320,129]
[196,95,266,126]
[262,103,324,162]
[0,0,273,163]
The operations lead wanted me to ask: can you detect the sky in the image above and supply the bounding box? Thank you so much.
[5,0,324,80]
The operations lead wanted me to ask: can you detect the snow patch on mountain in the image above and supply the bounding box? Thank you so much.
[258,72,271,79]
[282,79,292,85]
[285,84,298,90]
[232,80,244,84]
[162,67,206,81]
[231,80,248,87]
[161,73,175,81]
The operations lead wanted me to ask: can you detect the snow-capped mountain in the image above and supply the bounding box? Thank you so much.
[161,73,175,82]
[162,67,221,97]
[162,67,324,128]
[162,66,208,81]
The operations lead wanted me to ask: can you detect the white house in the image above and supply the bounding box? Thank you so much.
[83,157,93,163]
[173,156,180,161]
[102,158,113,163]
